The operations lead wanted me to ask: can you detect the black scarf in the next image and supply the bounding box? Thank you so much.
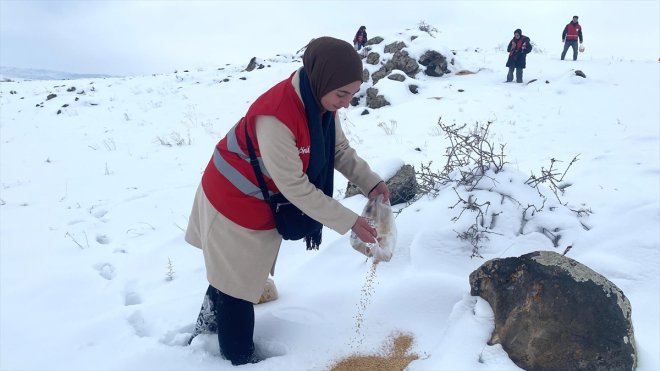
[299,67,336,250]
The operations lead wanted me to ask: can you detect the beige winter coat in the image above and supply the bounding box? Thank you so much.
[185,69,382,303]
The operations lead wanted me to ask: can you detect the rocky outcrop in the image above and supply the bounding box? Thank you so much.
[354,31,451,109]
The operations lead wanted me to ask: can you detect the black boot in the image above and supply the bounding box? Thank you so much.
[213,288,258,365]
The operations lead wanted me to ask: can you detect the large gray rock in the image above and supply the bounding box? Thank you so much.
[418,50,449,77]
[388,50,419,77]
[387,73,406,82]
[361,68,371,83]
[384,41,407,54]
[365,36,383,46]
[371,50,419,84]
[366,52,380,65]
[470,251,636,371]
[345,164,417,205]
[365,87,390,109]
[371,67,389,85]
[244,57,263,72]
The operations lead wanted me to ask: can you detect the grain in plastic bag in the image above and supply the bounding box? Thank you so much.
[350,194,397,263]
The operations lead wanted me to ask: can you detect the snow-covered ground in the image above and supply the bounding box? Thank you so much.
[1,25,658,370]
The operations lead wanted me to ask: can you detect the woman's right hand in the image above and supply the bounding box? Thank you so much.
[351,216,377,244]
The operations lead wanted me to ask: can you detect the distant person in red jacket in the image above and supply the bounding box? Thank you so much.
[353,25,367,51]
[506,29,532,83]
[561,15,584,61]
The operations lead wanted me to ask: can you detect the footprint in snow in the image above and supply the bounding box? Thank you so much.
[187,334,287,361]
[159,324,196,346]
[91,208,108,219]
[124,291,142,306]
[127,310,151,337]
[96,234,110,244]
[94,262,115,280]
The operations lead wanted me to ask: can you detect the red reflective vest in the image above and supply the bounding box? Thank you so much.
[565,22,581,40]
[201,71,322,230]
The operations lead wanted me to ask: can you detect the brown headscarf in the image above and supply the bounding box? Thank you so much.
[302,37,363,107]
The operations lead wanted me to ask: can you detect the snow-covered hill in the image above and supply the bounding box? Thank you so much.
[1,26,658,371]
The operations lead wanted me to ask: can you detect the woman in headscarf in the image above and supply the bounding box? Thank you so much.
[185,36,389,365]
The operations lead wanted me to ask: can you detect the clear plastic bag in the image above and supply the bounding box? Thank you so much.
[350,194,397,263]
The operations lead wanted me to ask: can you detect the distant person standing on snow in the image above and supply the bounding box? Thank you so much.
[561,15,584,61]
[506,28,532,83]
[353,25,368,51]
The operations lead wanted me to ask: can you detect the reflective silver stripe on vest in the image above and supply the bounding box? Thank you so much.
[225,123,272,179]
[226,123,249,159]
[213,148,271,199]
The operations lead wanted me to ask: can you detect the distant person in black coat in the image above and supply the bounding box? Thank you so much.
[506,28,532,83]
[561,15,584,61]
[353,26,367,51]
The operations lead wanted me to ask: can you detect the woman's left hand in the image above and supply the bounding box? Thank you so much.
[368,181,390,203]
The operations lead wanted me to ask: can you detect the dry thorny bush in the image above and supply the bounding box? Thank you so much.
[417,20,439,38]
[406,117,588,258]
[416,119,505,198]
[525,156,577,203]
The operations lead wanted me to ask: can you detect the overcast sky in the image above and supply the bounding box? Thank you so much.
[1,0,658,76]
